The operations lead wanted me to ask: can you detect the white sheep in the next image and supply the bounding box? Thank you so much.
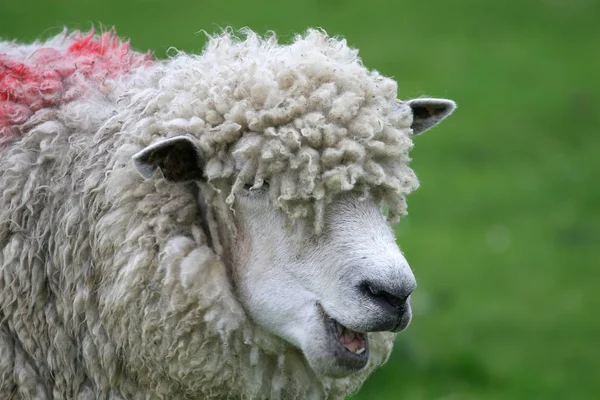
[0,28,455,399]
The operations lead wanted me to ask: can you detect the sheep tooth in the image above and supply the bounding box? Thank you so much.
[355,347,366,355]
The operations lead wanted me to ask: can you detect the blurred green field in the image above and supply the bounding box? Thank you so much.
[2,0,599,399]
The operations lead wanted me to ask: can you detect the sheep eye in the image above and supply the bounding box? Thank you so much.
[243,181,269,192]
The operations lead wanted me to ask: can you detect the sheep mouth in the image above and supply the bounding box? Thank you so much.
[319,305,369,371]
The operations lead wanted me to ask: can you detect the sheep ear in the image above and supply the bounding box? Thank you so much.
[133,136,203,182]
[407,98,456,135]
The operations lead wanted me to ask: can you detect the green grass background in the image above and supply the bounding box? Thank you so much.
[2,0,599,399]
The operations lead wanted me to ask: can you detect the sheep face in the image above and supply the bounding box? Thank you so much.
[230,187,415,377]
[132,97,455,380]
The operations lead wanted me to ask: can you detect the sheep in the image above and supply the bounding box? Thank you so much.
[0,28,455,399]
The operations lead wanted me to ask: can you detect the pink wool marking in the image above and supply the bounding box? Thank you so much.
[0,31,153,137]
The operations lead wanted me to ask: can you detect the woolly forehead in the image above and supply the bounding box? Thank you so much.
[151,30,418,230]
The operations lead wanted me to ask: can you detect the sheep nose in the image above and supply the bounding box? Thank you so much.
[359,281,413,313]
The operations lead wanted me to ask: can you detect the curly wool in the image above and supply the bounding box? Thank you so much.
[0,30,152,139]
[0,29,416,399]
[136,29,418,231]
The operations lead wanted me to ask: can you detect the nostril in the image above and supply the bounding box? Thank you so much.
[381,290,408,309]
[362,282,411,311]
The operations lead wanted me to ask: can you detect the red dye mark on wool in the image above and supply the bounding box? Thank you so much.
[0,31,153,137]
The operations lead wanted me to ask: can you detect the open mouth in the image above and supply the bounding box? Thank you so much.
[320,304,369,371]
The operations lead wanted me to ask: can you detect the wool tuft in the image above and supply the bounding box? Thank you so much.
[126,29,419,231]
[0,30,152,138]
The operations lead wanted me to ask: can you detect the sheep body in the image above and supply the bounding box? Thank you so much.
[0,29,420,399]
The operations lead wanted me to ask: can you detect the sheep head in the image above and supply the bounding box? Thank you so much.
[131,29,455,389]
